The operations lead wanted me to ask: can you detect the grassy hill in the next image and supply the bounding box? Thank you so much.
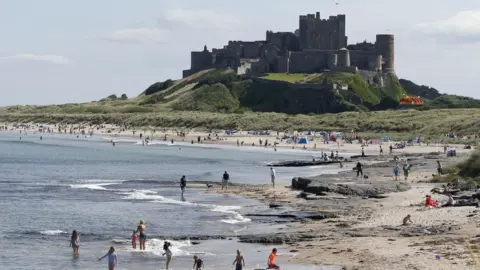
[1,69,480,139]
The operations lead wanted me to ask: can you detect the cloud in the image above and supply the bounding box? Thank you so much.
[414,11,480,42]
[163,9,241,29]
[106,28,170,44]
[0,54,70,64]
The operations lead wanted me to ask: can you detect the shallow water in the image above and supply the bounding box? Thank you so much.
[0,132,342,269]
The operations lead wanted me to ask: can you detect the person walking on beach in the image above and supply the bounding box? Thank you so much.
[268,248,280,269]
[163,241,172,269]
[222,171,230,190]
[379,145,383,156]
[232,249,245,270]
[135,220,147,250]
[393,164,400,181]
[437,161,443,175]
[70,230,79,257]
[270,167,276,188]
[356,162,363,178]
[389,144,393,155]
[98,246,117,270]
[193,255,204,270]
[180,175,187,195]
[403,164,412,181]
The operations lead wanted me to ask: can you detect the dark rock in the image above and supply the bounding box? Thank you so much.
[269,204,282,208]
[270,160,343,167]
[299,180,411,197]
[238,233,320,244]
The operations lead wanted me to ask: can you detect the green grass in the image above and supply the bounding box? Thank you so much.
[259,73,309,83]
[2,109,480,141]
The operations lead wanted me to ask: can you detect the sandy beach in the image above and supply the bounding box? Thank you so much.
[2,122,479,269]
[1,122,472,156]
[208,155,480,269]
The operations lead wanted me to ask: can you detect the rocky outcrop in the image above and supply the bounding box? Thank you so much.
[268,159,344,167]
[292,177,411,197]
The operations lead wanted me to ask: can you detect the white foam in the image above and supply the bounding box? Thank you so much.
[69,179,124,190]
[119,190,251,224]
[40,230,66,235]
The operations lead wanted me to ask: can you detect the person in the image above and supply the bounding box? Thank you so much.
[403,164,410,181]
[356,162,363,178]
[163,241,172,269]
[270,167,276,188]
[442,193,455,207]
[389,144,393,155]
[222,171,230,190]
[437,161,443,175]
[70,230,79,256]
[393,164,400,181]
[268,248,280,269]
[402,214,413,226]
[131,230,137,249]
[361,147,365,157]
[425,195,439,208]
[98,246,117,270]
[136,220,147,250]
[233,249,245,270]
[193,255,204,270]
[474,186,480,200]
[379,145,383,156]
[180,175,187,195]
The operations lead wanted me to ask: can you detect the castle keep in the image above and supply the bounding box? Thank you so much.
[182,12,394,78]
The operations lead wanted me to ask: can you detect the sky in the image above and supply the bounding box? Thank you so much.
[1,0,480,106]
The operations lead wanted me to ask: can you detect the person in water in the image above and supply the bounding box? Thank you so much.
[163,241,172,269]
[222,171,230,190]
[98,246,117,270]
[136,220,147,250]
[70,230,79,256]
[193,255,204,270]
[180,175,187,195]
[268,248,280,269]
[232,249,245,270]
[270,167,276,188]
[131,230,137,249]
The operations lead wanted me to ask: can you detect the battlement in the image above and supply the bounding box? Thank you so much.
[299,12,345,22]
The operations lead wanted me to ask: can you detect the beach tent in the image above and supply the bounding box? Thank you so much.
[297,137,309,144]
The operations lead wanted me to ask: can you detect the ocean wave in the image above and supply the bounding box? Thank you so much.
[39,230,67,236]
[68,179,125,190]
[119,190,251,225]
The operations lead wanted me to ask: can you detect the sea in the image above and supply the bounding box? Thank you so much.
[0,131,344,270]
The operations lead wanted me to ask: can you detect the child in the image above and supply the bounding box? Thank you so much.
[131,230,137,249]
[268,248,280,269]
[163,241,172,269]
[70,230,79,256]
[193,255,204,270]
[98,246,117,270]
[232,249,245,270]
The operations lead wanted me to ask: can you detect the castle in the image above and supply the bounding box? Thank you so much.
[182,12,394,78]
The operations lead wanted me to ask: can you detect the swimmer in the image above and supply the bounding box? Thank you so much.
[135,220,147,250]
[268,248,280,269]
[70,230,79,256]
[98,246,117,270]
[193,255,204,270]
[232,249,245,270]
[402,214,413,226]
[163,241,172,269]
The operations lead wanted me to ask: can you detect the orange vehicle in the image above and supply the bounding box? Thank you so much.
[399,96,423,105]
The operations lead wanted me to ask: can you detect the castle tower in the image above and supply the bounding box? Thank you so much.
[299,13,347,50]
[338,48,350,67]
[376,34,394,73]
